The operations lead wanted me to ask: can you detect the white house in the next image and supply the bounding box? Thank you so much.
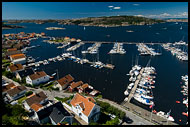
[6,85,27,102]
[9,54,26,65]
[26,71,49,85]
[70,93,100,124]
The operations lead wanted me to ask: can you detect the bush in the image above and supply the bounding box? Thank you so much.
[104,117,119,125]
[25,91,33,96]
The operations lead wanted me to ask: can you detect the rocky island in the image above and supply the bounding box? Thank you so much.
[58,15,165,27]
[46,27,65,30]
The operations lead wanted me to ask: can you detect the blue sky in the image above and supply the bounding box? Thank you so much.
[2,2,188,19]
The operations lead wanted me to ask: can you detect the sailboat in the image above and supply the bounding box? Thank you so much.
[84,26,86,30]
[180,26,183,30]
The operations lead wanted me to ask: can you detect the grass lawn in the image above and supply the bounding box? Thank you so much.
[18,96,27,104]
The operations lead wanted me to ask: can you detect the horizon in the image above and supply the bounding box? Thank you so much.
[2,2,188,20]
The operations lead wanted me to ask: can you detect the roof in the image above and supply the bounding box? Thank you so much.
[9,64,24,72]
[49,107,71,124]
[2,82,16,92]
[10,54,26,60]
[29,71,47,80]
[7,48,17,52]
[5,50,22,56]
[70,93,96,116]
[30,103,43,112]
[57,74,74,86]
[81,83,89,90]
[6,86,27,97]
[17,68,35,78]
[70,81,83,89]
[25,91,47,106]
[37,102,71,121]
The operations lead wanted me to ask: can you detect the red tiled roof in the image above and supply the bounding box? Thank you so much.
[81,83,89,89]
[29,71,47,80]
[70,81,83,89]
[57,74,74,86]
[7,48,17,52]
[30,103,43,112]
[9,64,23,72]
[2,83,16,92]
[25,91,47,106]
[70,93,95,116]
[10,54,26,60]
[6,86,27,97]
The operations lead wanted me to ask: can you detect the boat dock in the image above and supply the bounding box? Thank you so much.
[127,67,144,103]
[66,42,84,51]
[82,41,165,45]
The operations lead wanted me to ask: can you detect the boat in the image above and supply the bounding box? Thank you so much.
[156,111,175,121]
[133,94,154,105]
[124,90,129,96]
[180,26,183,30]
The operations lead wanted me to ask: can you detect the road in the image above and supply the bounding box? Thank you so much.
[97,98,154,125]
[3,76,153,125]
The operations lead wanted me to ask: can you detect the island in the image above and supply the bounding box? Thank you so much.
[2,22,25,29]
[45,27,65,30]
[58,15,165,27]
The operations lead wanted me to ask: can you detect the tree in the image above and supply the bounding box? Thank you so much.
[105,117,119,125]
[25,91,33,96]
[11,104,27,117]
[2,114,11,125]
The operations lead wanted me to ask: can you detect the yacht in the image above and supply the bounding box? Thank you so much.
[133,94,154,105]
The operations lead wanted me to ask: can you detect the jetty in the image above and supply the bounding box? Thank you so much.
[82,41,166,45]
[66,42,84,51]
[127,67,144,102]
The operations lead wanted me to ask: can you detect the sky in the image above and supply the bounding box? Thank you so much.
[2,2,188,19]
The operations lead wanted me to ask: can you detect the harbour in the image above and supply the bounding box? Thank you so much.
[2,22,188,125]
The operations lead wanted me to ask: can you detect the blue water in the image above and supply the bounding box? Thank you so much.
[2,22,188,125]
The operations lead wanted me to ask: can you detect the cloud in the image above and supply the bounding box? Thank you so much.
[113,7,121,10]
[174,12,188,17]
[133,4,140,6]
[146,12,188,18]
[108,6,114,8]
[134,15,144,17]
[160,13,171,17]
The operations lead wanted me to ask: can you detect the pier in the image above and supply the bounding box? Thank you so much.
[127,67,144,103]
[82,41,165,45]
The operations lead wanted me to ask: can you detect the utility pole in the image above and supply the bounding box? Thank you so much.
[57,69,59,80]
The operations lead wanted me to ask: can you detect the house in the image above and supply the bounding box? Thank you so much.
[7,63,24,74]
[26,71,49,85]
[10,53,26,64]
[7,48,17,52]
[70,93,100,124]
[69,81,83,92]
[2,82,16,95]
[54,74,74,91]
[31,102,73,125]
[6,85,27,102]
[15,68,35,80]
[78,83,89,93]
[23,91,48,111]
[5,50,22,58]
[49,106,73,125]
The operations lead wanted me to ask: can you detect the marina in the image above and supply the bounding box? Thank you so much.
[81,43,101,54]
[2,21,188,125]
[108,42,126,54]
